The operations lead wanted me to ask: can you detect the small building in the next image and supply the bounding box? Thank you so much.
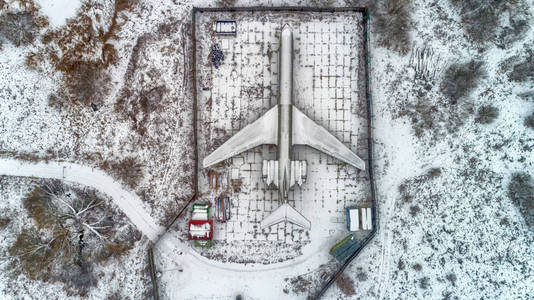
[216,195,231,222]
[346,206,373,231]
[361,207,372,230]
[213,20,237,35]
[346,207,359,231]
[330,235,361,262]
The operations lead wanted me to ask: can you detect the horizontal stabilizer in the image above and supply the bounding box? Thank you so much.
[260,203,311,230]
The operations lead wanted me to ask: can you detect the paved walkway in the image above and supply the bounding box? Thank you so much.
[0,158,164,242]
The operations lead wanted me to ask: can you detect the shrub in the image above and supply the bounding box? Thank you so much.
[509,49,534,83]
[518,91,534,102]
[525,113,534,129]
[419,276,430,289]
[0,12,38,46]
[0,217,10,229]
[101,157,144,190]
[426,168,442,179]
[450,0,528,46]
[22,186,55,229]
[409,205,420,217]
[508,173,533,205]
[475,105,499,124]
[63,61,111,106]
[374,0,412,55]
[446,273,457,286]
[309,0,336,6]
[507,172,534,229]
[336,273,356,296]
[215,0,237,6]
[450,1,499,44]
[441,60,485,104]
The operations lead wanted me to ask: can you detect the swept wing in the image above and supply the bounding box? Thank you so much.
[292,107,365,170]
[203,105,279,168]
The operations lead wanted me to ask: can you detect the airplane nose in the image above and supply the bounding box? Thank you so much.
[282,24,292,38]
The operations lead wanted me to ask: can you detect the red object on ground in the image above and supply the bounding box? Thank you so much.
[188,220,213,240]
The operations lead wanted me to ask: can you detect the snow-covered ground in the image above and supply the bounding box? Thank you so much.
[0,158,164,241]
[1,0,533,299]
[37,0,82,27]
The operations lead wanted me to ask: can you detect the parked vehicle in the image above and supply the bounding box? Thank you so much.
[216,195,231,223]
[189,204,213,247]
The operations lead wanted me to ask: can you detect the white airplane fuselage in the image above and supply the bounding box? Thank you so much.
[277,25,294,201]
[202,24,366,230]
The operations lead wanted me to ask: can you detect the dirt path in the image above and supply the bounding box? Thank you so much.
[0,158,164,242]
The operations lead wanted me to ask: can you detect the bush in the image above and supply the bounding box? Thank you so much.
[63,62,111,106]
[450,1,499,44]
[0,217,10,229]
[336,273,356,296]
[450,0,528,46]
[509,49,534,83]
[374,0,412,55]
[507,172,534,229]
[101,157,144,190]
[525,113,534,129]
[441,60,485,104]
[475,105,499,124]
[508,173,534,204]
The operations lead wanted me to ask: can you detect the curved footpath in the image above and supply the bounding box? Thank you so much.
[0,158,334,299]
[0,158,164,242]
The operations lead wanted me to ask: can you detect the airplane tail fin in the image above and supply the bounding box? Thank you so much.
[260,203,311,230]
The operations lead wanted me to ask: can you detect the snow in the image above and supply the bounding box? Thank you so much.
[0,158,164,242]
[0,176,152,299]
[36,0,82,27]
[1,0,533,298]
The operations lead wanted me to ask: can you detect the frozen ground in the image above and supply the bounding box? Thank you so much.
[0,0,533,299]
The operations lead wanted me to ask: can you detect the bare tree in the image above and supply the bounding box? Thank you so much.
[4,180,138,295]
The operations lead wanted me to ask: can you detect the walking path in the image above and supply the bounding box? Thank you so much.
[0,158,165,242]
[0,157,334,299]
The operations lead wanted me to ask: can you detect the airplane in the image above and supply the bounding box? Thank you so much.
[203,24,365,230]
